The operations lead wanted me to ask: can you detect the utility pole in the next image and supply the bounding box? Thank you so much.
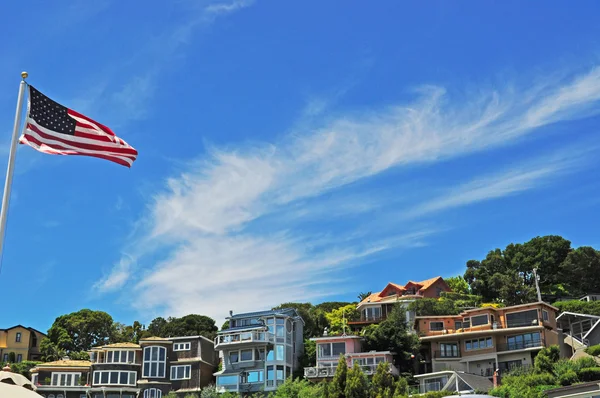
[533,268,542,302]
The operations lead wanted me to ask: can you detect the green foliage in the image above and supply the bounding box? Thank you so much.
[490,372,557,398]
[345,363,369,398]
[146,314,218,340]
[585,344,600,356]
[557,370,578,386]
[560,246,600,297]
[331,354,348,398]
[7,352,16,363]
[220,320,229,330]
[326,304,359,335]
[297,339,317,377]
[371,361,394,397]
[273,302,352,339]
[183,394,199,398]
[164,393,178,398]
[577,367,600,382]
[199,384,219,398]
[393,377,408,397]
[445,275,470,294]
[408,298,460,316]
[113,321,144,343]
[465,235,574,304]
[534,346,561,374]
[358,292,372,302]
[555,300,600,317]
[10,361,40,379]
[362,304,420,372]
[45,309,114,355]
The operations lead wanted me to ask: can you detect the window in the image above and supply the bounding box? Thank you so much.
[241,370,264,383]
[143,389,163,398]
[506,309,539,328]
[429,321,444,331]
[170,365,191,380]
[240,349,253,361]
[230,351,239,363]
[542,310,549,322]
[51,373,81,386]
[105,350,135,364]
[454,321,462,330]
[362,307,381,321]
[143,346,166,378]
[16,354,22,363]
[32,334,37,347]
[470,314,489,327]
[439,343,459,358]
[32,374,38,385]
[506,332,541,350]
[465,337,493,351]
[16,332,22,342]
[2,354,8,362]
[275,345,284,361]
[276,365,284,380]
[462,318,471,329]
[217,375,238,386]
[173,342,191,351]
[92,371,136,386]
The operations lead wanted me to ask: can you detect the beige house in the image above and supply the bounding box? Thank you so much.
[0,325,47,362]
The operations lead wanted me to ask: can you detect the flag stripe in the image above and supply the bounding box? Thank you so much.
[19,85,137,167]
[20,134,133,167]
[22,129,135,165]
[27,120,138,156]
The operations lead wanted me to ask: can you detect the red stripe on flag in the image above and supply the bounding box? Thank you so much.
[67,109,115,136]
[20,134,132,167]
[27,123,138,158]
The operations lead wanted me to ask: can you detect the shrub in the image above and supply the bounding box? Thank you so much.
[574,356,598,370]
[578,367,600,382]
[557,370,578,386]
[585,344,600,357]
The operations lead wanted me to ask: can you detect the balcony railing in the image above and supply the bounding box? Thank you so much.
[304,363,397,378]
[433,350,461,359]
[349,315,387,324]
[215,331,274,347]
[497,339,543,352]
[423,319,544,336]
[266,380,285,388]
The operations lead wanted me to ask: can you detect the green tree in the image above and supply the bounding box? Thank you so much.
[10,361,40,379]
[561,247,600,297]
[408,298,459,316]
[147,317,168,336]
[393,377,409,397]
[112,321,144,343]
[371,361,393,397]
[358,292,372,302]
[331,354,348,398]
[445,276,470,294]
[554,300,600,316]
[345,363,369,398]
[8,352,16,363]
[363,304,420,373]
[68,351,90,360]
[326,304,359,335]
[145,315,218,340]
[46,309,115,352]
[534,345,561,374]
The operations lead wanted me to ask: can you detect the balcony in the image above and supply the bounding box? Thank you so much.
[304,367,337,378]
[215,331,274,349]
[348,315,387,325]
[433,350,461,359]
[423,318,544,337]
[497,339,544,352]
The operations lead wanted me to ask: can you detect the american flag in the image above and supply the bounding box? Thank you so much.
[19,86,138,167]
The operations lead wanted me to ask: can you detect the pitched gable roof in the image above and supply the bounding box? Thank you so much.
[358,276,448,305]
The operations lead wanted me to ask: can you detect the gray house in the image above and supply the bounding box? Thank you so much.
[214,308,304,394]
[556,312,600,350]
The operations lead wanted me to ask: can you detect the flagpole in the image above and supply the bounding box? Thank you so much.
[0,72,28,267]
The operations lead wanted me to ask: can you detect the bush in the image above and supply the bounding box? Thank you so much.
[574,356,598,370]
[578,367,600,382]
[585,344,600,357]
[557,370,578,386]
[554,300,600,317]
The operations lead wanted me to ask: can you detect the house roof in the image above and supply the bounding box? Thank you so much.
[227,308,301,320]
[91,342,141,350]
[359,276,447,305]
[457,372,494,392]
[139,336,173,343]
[0,325,47,337]
[33,360,92,369]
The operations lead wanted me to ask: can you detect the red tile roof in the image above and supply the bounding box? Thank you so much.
[358,276,447,305]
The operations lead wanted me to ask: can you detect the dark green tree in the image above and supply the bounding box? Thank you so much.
[363,303,420,373]
[45,309,115,352]
[371,361,394,397]
[146,317,168,336]
[345,362,369,398]
[561,247,600,297]
[408,298,460,316]
[331,354,348,398]
[145,315,218,340]
[112,321,144,343]
[534,345,561,374]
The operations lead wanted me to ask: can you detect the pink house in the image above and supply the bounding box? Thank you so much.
[303,335,398,379]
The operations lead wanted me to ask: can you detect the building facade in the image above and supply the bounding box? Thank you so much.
[415,302,561,380]
[31,336,218,398]
[0,325,47,362]
[350,276,452,330]
[214,308,304,394]
[303,335,398,379]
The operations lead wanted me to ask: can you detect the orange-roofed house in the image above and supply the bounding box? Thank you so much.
[350,276,451,330]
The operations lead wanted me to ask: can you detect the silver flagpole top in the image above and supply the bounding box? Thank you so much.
[21,71,28,80]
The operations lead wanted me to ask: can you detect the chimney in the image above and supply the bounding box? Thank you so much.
[493,369,501,388]
[229,310,233,317]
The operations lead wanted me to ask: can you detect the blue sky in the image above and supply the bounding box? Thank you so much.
[1,0,600,332]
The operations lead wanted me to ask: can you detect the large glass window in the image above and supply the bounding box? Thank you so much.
[470,314,489,327]
[465,337,493,351]
[217,375,238,386]
[105,350,136,363]
[51,373,81,386]
[170,365,191,380]
[439,343,459,357]
[173,342,191,351]
[93,371,136,386]
[16,332,22,342]
[275,345,284,361]
[143,346,166,378]
[506,332,541,350]
[318,343,331,358]
[506,310,539,328]
[242,370,264,383]
[318,342,345,358]
[362,307,381,321]
[332,342,345,356]
[241,349,253,361]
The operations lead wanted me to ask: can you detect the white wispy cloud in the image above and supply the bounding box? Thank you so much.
[96,67,600,321]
